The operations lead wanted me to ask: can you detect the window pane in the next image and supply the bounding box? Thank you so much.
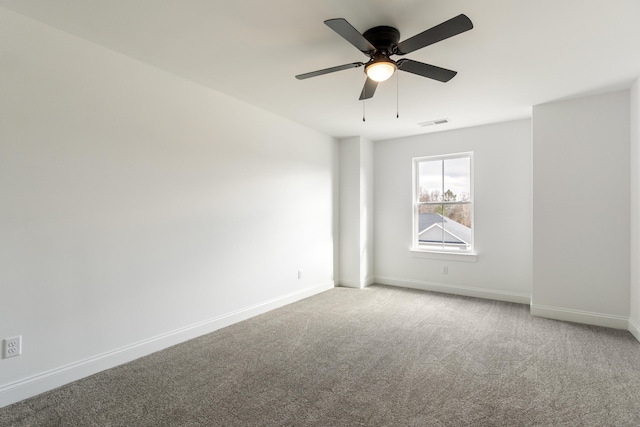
[445,203,472,228]
[443,157,471,202]
[418,203,472,249]
[418,160,442,202]
[417,204,446,248]
[414,153,472,253]
[442,205,472,250]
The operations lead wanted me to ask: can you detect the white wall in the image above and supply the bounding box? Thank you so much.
[0,9,336,407]
[339,138,361,286]
[338,137,374,288]
[360,138,375,287]
[532,91,630,328]
[631,78,640,340]
[374,120,532,303]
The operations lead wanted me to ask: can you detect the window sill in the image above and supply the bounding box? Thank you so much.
[410,249,478,263]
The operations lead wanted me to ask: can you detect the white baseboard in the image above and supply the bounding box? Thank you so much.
[0,281,334,409]
[628,318,640,342]
[375,276,531,305]
[337,277,374,289]
[530,304,629,330]
[338,279,361,288]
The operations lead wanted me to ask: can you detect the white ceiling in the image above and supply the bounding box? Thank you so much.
[2,0,640,141]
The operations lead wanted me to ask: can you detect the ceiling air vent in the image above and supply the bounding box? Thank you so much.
[418,118,449,127]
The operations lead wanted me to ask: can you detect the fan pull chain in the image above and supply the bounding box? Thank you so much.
[362,73,366,122]
[396,70,399,118]
[363,98,366,122]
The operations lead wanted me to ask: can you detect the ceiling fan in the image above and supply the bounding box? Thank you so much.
[295,14,473,100]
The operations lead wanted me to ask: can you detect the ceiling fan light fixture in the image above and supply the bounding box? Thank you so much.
[365,60,396,82]
[297,15,474,100]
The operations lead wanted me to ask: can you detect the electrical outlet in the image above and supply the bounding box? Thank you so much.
[441,266,449,274]
[3,336,22,359]
[297,270,303,280]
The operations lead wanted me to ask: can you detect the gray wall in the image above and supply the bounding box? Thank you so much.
[374,120,532,303]
[338,137,374,288]
[631,78,640,340]
[0,9,337,406]
[532,91,630,328]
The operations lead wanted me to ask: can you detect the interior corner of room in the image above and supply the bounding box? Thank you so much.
[0,1,639,412]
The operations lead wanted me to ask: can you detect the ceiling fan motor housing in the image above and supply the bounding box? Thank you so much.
[295,14,473,99]
[362,26,400,54]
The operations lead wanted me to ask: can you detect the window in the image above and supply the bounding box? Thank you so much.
[413,153,473,253]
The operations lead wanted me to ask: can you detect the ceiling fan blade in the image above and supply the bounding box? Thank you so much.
[325,18,376,54]
[397,59,457,82]
[394,14,473,55]
[296,62,364,80]
[359,77,378,100]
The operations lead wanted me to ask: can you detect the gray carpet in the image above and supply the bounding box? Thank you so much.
[2,285,640,426]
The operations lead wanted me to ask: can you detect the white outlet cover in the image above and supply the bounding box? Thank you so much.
[3,336,22,359]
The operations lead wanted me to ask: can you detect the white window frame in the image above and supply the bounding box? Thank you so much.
[411,152,477,261]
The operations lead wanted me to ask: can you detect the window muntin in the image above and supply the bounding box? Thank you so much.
[414,153,473,252]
